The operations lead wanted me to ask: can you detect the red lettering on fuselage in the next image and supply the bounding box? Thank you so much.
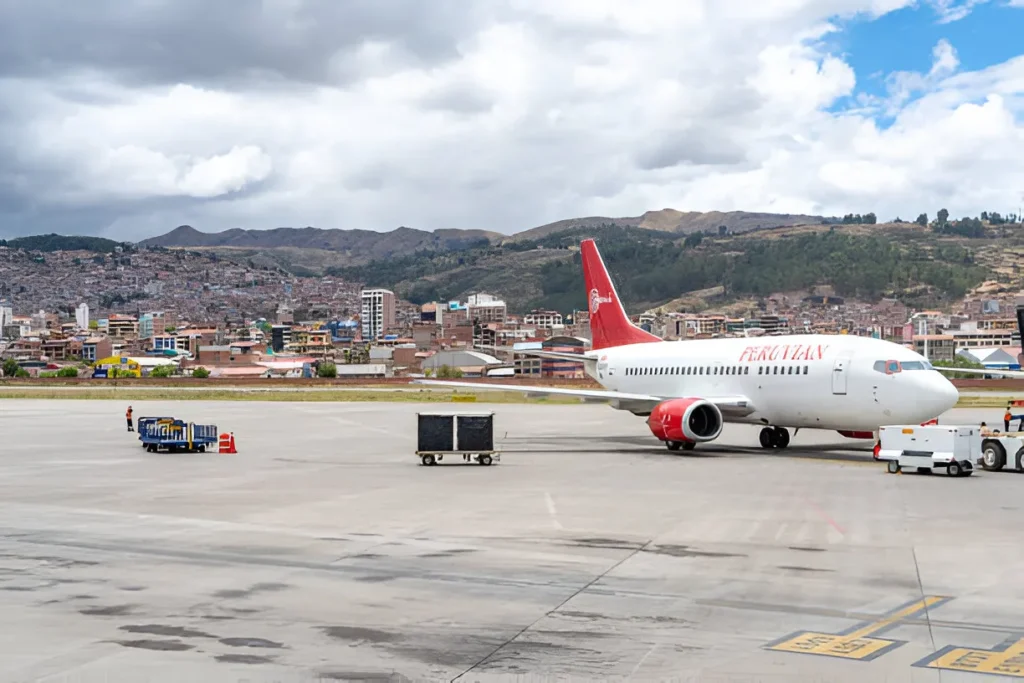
[739,344,830,361]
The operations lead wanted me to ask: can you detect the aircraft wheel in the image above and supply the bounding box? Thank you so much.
[773,427,790,449]
[682,442,696,451]
[666,441,682,451]
[759,427,776,449]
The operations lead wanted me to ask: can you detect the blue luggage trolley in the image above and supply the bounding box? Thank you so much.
[140,418,218,453]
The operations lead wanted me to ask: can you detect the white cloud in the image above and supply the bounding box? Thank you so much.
[1,0,1023,239]
[925,0,990,23]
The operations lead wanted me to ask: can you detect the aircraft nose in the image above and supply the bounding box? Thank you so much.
[926,374,960,416]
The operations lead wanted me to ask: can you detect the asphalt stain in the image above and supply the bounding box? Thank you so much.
[70,595,97,600]
[570,537,645,550]
[115,639,193,651]
[351,553,383,559]
[317,672,411,681]
[219,637,284,649]
[80,604,135,616]
[789,546,826,552]
[321,626,398,644]
[353,575,397,583]
[318,536,349,542]
[0,586,35,591]
[214,582,291,599]
[419,549,476,558]
[118,585,147,592]
[643,544,745,559]
[777,565,834,573]
[121,624,216,639]
[215,653,276,664]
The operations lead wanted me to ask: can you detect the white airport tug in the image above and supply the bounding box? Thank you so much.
[876,425,980,477]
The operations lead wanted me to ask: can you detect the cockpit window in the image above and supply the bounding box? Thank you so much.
[901,361,925,370]
[873,360,903,374]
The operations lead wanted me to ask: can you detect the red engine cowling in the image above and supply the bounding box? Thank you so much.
[646,398,723,443]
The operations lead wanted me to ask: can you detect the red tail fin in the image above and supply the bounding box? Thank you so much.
[581,239,661,350]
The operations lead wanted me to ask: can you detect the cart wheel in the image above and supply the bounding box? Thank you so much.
[198,445,206,453]
[421,454,436,466]
[947,461,962,477]
[886,460,899,474]
[479,454,493,466]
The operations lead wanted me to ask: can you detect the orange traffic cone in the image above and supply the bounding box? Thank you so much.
[218,433,232,454]
[227,432,237,454]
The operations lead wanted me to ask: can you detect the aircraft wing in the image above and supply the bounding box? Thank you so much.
[410,379,756,416]
[518,350,593,363]
[935,366,1024,379]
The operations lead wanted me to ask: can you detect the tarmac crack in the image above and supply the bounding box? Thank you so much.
[449,538,656,682]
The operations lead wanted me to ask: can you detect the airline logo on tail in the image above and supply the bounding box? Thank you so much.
[589,288,612,314]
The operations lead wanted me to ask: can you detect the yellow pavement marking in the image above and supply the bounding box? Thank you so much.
[914,636,1024,676]
[764,596,952,661]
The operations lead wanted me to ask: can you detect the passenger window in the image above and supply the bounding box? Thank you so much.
[744,367,749,375]
[788,366,793,375]
[803,366,808,374]
[758,367,762,375]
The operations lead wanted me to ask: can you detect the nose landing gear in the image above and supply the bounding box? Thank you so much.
[759,426,791,449]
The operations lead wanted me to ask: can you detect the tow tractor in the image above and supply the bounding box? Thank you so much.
[977,399,1024,472]
[979,432,1024,472]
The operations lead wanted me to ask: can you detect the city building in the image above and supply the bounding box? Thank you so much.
[75,303,89,330]
[361,288,395,340]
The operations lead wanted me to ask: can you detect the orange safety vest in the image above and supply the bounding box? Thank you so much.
[1005,411,1012,421]
[126,409,133,419]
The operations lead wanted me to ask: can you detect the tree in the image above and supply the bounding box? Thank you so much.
[936,208,949,225]
[2,358,18,378]
[864,212,877,225]
[317,362,337,378]
[916,213,928,226]
[56,366,79,377]
[192,367,210,378]
[149,365,174,378]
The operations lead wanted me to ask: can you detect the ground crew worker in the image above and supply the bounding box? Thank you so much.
[1004,405,1012,432]
[126,405,133,432]
[981,421,991,436]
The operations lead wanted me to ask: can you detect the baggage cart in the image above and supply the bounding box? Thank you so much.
[416,411,500,466]
[877,425,979,477]
[139,418,218,453]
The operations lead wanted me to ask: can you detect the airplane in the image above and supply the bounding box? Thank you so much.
[413,238,961,452]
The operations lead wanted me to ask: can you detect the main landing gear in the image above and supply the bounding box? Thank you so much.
[666,441,696,452]
[759,426,790,449]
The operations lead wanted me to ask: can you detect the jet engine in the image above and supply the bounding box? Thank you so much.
[646,398,723,444]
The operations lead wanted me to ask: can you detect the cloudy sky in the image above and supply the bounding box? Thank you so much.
[1,0,1023,240]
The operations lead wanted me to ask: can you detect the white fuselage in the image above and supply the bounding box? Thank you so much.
[588,334,959,432]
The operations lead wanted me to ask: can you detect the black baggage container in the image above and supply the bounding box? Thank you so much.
[456,415,494,452]
[417,413,455,452]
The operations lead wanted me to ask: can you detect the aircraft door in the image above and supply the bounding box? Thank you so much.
[832,353,852,395]
[597,357,609,381]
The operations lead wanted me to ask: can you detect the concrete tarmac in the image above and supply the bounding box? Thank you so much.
[0,399,1022,682]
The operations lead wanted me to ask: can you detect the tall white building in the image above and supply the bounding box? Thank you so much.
[0,300,12,336]
[75,303,90,330]
[361,288,395,340]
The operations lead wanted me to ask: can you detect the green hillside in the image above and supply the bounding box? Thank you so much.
[1,233,130,253]
[332,223,992,314]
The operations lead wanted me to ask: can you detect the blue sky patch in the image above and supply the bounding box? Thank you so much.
[822,1,1024,116]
